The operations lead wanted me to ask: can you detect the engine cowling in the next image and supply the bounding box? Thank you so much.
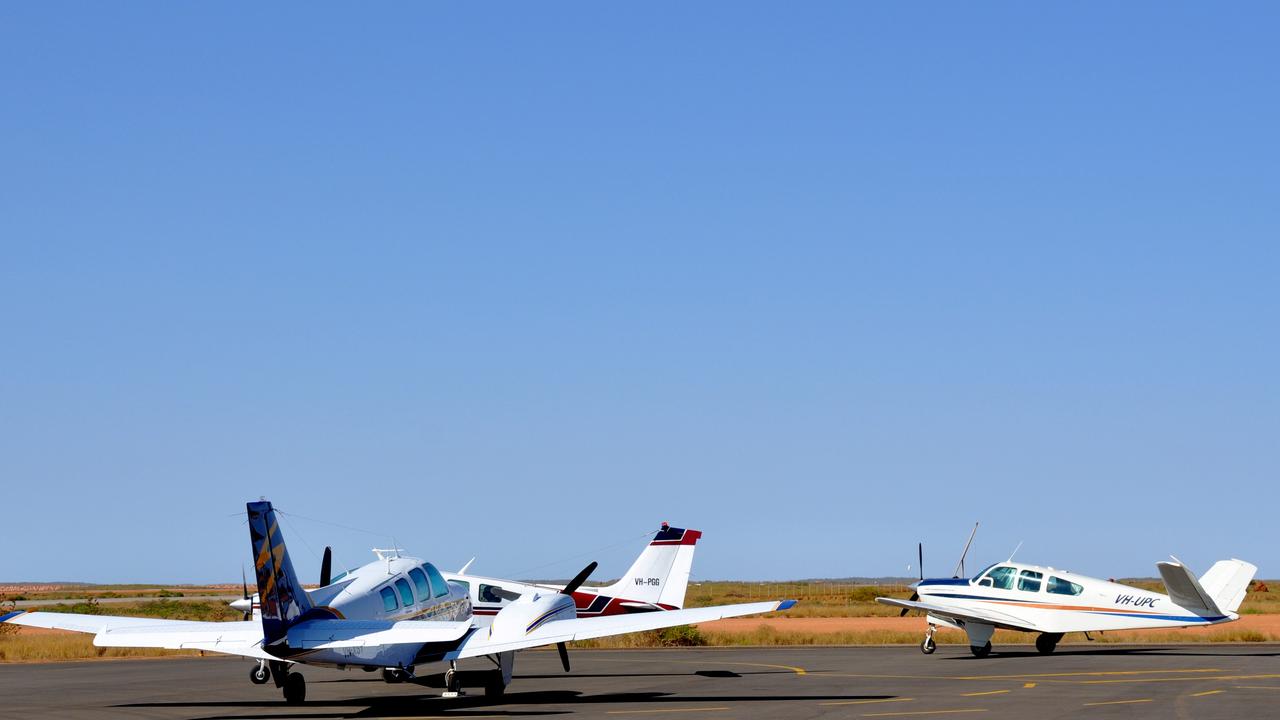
[488,592,576,643]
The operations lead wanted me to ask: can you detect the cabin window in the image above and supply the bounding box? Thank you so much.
[984,566,1016,590]
[409,568,431,599]
[425,563,449,598]
[1017,569,1043,592]
[479,584,507,603]
[1048,576,1083,596]
[380,586,398,612]
[395,578,415,606]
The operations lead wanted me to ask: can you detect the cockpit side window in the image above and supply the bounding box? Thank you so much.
[1047,576,1083,596]
[395,578,415,606]
[1017,569,1043,592]
[984,566,1016,590]
[408,568,431,599]
[479,584,506,603]
[380,586,398,612]
[425,563,449,598]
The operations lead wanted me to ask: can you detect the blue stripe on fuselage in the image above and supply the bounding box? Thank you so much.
[1086,612,1226,623]
[918,578,972,587]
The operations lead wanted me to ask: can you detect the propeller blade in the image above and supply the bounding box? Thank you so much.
[320,546,333,587]
[899,591,919,617]
[557,642,571,672]
[917,543,924,581]
[560,561,598,596]
[240,567,252,621]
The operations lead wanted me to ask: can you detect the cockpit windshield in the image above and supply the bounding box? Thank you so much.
[971,563,998,582]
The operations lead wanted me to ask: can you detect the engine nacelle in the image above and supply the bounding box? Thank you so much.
[488,592,576,643]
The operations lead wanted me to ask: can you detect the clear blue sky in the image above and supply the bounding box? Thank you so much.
[1,3,1276,584]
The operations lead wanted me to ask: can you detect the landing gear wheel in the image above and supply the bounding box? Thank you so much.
[970,641,992,658]
[921,637,937,654]
[484,670,506,699]
[249,663,271,685]
[282,672,306,704]
[1036,633,1062,655]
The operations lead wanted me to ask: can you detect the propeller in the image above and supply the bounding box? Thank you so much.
[320,546,333,587]
[240,567,252,621]
[901,543,922,617]
[560,561,598,597]
[554,561,597,672]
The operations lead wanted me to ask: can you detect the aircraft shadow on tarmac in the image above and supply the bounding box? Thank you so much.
[117,690,898,720]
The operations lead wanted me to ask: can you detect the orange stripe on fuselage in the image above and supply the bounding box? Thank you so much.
[960,598,1165,615]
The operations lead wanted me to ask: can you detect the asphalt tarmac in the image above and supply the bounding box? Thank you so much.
[1,645,1277,719]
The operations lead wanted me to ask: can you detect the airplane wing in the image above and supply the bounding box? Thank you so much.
[446,600,795,659]
[286,619,471,649]
[875,597,1036,631]
[2,610,474,658]
[2,611,274,660]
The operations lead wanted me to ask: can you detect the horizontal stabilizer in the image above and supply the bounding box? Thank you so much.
[1157,561,1222,617]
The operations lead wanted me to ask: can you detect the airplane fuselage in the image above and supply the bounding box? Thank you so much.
[918,562,1232,635]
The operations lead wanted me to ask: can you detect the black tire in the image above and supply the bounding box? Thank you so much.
[283,672,306,704]
[970,641,992,658]
[1035,633,1061,655]
[484,670,506,699]
[921,638,937,655]
[250,664,271,685]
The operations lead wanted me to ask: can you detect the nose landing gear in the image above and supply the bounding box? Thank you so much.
[920,624,937,654]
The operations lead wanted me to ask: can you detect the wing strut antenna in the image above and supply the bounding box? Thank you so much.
[952,522,979,578]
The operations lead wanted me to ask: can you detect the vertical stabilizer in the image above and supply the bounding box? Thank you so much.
[247,501,313,644]
[603,524,702,609]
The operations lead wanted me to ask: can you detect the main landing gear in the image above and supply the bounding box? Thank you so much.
[1036,632,1063,655]
[260,660,304,704]
[969,641,992,658]
[920,624,937,654]
[282,672,306,704]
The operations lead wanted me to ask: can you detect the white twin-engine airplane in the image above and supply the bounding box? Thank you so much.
[877,553,1257,657]
[1,502,795,704]
[228,522,704,622]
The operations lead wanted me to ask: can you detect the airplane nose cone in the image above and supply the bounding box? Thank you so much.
[229,598,252,613]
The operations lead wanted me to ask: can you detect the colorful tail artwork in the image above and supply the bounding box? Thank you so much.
[247,501,314,644]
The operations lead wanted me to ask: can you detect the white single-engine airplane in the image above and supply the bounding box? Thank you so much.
[1,501,794,704]
[878,549,1257,657]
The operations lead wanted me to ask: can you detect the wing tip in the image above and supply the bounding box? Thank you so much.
[775,599,798,611]
[0,610,26,624]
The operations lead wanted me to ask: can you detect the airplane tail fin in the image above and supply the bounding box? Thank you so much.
[1199,559,1257,614]
[1157,558,1257,617]
[247,501,314,644]
[602,524,702,609]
